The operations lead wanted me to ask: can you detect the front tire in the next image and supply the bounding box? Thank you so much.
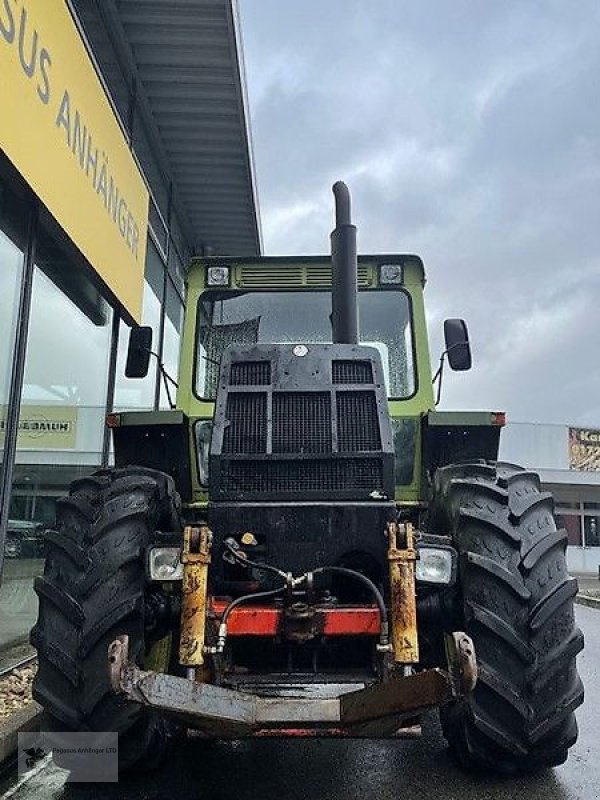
[429,461,584,774]
[31,466,181,772]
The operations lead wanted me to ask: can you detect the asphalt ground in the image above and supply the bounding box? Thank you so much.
[0,604,597,800]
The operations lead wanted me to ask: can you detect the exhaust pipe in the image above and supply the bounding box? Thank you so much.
[330,181,359,344]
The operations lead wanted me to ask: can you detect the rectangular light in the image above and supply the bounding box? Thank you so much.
[415,547,454,585]
[379,263,403,285]
[207,266,230,286]
[149,547,183,581]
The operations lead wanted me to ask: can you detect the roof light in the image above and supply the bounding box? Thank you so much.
[379,263,403,285]
[207,266,230,286]
[105,413,121,428]
[491,412,507,426]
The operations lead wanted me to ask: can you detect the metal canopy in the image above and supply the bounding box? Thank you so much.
[79,0,261,257]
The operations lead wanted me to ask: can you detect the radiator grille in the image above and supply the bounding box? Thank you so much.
[337,392,381,451]
[332,360,373,384]
[221,459,383,493]
[272,392,332,453]
[222,393,267,454]
[230,361,271,386]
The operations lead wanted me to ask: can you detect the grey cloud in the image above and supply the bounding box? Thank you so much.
[240,0,600,425]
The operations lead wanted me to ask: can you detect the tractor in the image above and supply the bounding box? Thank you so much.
[31,182,583,774]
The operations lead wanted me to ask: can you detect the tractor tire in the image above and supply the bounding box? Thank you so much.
[30,466,182,772]
[428,460,584,774]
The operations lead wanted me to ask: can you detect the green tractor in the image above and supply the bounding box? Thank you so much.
[32,182,583,774]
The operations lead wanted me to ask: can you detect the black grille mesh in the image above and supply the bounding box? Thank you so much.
[272,392,332,453]
[230,361,271,386]
[337,391,381,451]
[332,360,373,384]
[221,459,383,493]
[222,393,267,454]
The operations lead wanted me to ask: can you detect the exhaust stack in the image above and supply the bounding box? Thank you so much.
[330,181,359,344]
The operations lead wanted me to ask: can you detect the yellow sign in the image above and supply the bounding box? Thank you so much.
[569,428,600,472]
[0,406,78,449]
[0,1,148,321]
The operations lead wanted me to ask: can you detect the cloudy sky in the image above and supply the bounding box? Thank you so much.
[239,0,600,426]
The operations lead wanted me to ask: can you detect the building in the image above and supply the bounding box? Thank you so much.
[0,0,260,637]
[500,422,600,574]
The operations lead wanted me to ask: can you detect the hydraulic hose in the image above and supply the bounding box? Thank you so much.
[221,585,287,627]
[213,547,390,654]
[311,566,389,648]
[224,540,288,582]
[212,585,287,654]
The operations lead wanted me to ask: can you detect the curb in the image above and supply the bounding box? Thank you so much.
[575,593,600,610]
[0,703,42,767]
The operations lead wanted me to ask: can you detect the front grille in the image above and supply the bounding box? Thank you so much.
[272,392,332,453]
[332,360,373,384]
[230,361,271,386]
[221,458,383,493]
[222,393,267,454]
[337,392,381,451]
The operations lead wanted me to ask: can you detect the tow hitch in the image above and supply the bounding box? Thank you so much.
[108,630,476,738]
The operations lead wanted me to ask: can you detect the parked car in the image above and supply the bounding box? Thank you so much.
[4,519,47,559]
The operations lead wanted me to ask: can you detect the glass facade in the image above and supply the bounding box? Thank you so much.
[0,148,186,650]
[0,175,27,481]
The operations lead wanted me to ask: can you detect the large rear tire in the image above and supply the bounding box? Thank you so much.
[31,466,182,772]
[429,460,584,774]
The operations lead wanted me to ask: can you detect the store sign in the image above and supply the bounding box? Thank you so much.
[0,1,148,321]
[569,428,600,471]
[0,405,78,449]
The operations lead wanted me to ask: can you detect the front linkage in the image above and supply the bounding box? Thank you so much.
[108,522,477,737]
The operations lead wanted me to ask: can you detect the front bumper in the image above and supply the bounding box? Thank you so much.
[108,632,476,738]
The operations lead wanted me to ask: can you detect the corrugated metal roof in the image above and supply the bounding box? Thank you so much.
[74,0,261,257]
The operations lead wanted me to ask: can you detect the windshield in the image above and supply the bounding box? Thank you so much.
[195,289,415,399]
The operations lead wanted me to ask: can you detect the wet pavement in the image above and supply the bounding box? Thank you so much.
[2,604,598,800]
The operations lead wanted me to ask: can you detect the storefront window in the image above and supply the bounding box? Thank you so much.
[583,514,600,547]
[2,220,114,647]
[557,513,582,547]
[556,501,600,547]
[0,177,27,479]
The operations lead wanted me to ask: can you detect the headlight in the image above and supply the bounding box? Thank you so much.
[379,263,403,285]
[195,420,212,486]
[415,547,455,585]
[149,547,183,580]
[207,266,230,286]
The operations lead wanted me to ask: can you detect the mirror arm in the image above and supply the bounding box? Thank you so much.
[148,349,178,410]
[432,351,446,406]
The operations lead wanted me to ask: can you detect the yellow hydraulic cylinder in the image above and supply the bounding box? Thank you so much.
[179,525,212,668]
[387,521,419,664]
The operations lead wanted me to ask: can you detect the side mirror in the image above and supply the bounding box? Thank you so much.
[444,318,472,371]
[125,326,152,378]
